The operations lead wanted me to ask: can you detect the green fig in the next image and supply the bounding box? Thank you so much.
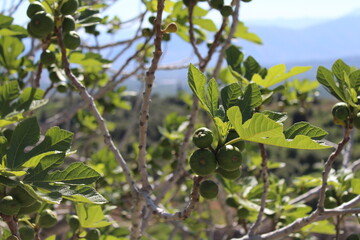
[216,167,241,180]
[189,149,217,176]
[237,207,250,219]
[0,196,21,215]
[62,15,76,32]
[68,215,80,232]
[38,209,58,228]
[17,201,42,216]
[353,112,360,129]
[86,229,101,240]
[60,0,79,15]
[332,102,350,121]
[192,127,214,149]
[26,1,45,18]
[225,130,245,151]
[29,11,54,37]
[40,50,56,66]
[63,31,81,50]
[199,180,218,199]
[19,226,35,240]
[209,0,224,9]
[216,145,242,171]
[220,5,233,17]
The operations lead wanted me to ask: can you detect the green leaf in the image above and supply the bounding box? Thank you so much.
[214,117,231,137]
[0,81,20,117]
[349,69,360,88]
[193,19,217,32]
[351,178,360,194]
[206,78,219,116]
[27,127,73,158]
[24,153,65,182]
[316,66,345,101]
[234,21,262,44]
[0,136,7,159]
[39,162,101,184]
[301,220,336,234]
[15,88,44,111]
[332,59,350,82]
[252,64,312,88]
[225,45,243,74]
[61,186,107,204]
[0,36,24,70]
[261,110,288,123]
[239,83,262,122]
[0,14,13,28]
[244,56,261,80]
[188,64,209,112]
[22,151,62,168]
[7,117,40,169]
[227,107,331,150]
[75,203,112,228]
[221,83,242,110]
[0,175,18,186]
[284,122,328,140]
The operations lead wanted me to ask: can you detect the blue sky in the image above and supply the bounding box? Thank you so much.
[10,0,360,27]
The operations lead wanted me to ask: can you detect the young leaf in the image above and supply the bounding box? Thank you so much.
[15,88,44,111]
[75,203,112,228]
[188,64,209,112]
[252,64,311,88]
[39,162,101,185]
[284,122,328,140]
[221,83,242,110]
[226,107,331,150]
[61,186,107,204]
[225,45,243,74]
[316,66,345,101]
[261,110,288,123]
[331,59,350,82]
[234,21,262,44]
[244,56,261,80]
[238,83,262,122]
[0,81,20,117]
[206,78,219,116]
[7,117,40,169]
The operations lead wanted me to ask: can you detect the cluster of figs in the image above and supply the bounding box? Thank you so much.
[190,127,245,200]
[331,101,360,129]
[26,0,81,50]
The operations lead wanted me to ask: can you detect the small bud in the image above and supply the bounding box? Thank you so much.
[163,22,178,33]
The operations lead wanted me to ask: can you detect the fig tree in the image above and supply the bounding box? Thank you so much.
[199,180,218,199]
[86,229,101,240]
[26,1,45,18]
[60,0,79,15]
[62,15,76,32]
[225,129,245,151]
[68,215,80,232]
[220,5,233,17]
[216,167,240,180]
[17,201,42,216]
[10,186,37,207]
[29,12,54,37]
[192,127,214,148]
[225,195,240,208]
[40,50,56,66]
[19,226,35,240]
[209,0,224,10]
[0,196,21,215]
[189,149,217,176]
[216,145,242,171]
[163,22,178,33]
[332,102,350,121]
[63,31,81,50]
[237,207,250,219]
[38,209,58,228]
[353,112,360,130]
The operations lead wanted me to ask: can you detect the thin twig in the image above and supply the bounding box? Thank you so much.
[83,36,142,50]
[56,28,137,194]
[213,0,241,79]
[248,143,269,235]
[188,1,204,62]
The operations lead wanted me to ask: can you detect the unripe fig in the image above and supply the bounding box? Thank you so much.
[209,0,224,10]
[19,226,35,240]
[189,149,217,176]
[38,209,58,228]
[237,207,250,219]
[220,5,233,17]
[27,22,45,38]
[225,195,240,208]
[332,102,350,121]
[86,229,101,240]
[199,180,218,199]
[148,16,156,25]
[60,0,79,15]
[62,15,76,32]
[40,50,56,66]
[49,71,61,83]
[216,167,241,180]
[216,145,242,171]
[163,22,178,33]
[0,196,21,215]
[17,201,42,216]
[141,28,152,37]
[192,127,214,149]
[63,31,81,50]
[225,130,245,151]
[68,215,80,232]
[26,1,45,18]
[353,112,360,130]
[10,186,37,207]
[162,33,171,41]
[56,82,68,93]
[29,12,54,37]
[85,25,96,34]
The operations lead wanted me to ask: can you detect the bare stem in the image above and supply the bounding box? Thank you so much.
[248,143,269,235]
